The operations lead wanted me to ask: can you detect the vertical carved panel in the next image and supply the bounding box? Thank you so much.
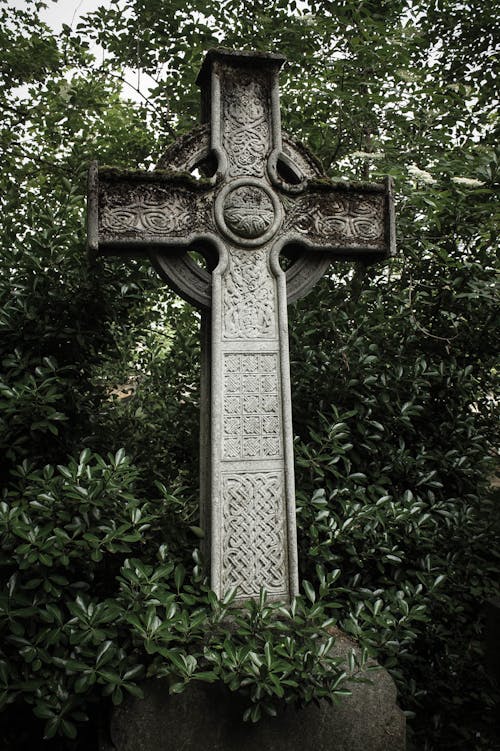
[222,70,270,178]
[221,470,287,598]
[222,248,276,340]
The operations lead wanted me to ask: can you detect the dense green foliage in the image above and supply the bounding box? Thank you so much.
[0,0,498,749]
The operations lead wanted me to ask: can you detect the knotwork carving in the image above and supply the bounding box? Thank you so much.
[283,193,385,246]
[223,248,276,339]
[221,471,287,598]
[223,72,269,177]
[223,185,274,239]
[152,125,333,306]
[223,353,281,461]
[101,187,212,238]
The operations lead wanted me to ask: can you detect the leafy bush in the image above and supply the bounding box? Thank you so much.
[0,451,359,745]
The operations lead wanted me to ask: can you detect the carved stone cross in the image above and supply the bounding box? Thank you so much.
[87,48,395,605]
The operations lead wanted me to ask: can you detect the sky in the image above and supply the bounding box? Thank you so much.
[11,0,152,103]
[34,0,104,31]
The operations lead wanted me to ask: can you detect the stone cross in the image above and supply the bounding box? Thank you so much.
[87,48,395,605]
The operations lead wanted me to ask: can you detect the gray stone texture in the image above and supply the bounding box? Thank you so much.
[88,48,396,607]
[110,633,405,751]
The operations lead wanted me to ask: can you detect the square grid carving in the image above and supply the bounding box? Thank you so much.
[223,353,282,461]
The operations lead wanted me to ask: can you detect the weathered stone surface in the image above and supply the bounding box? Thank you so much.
[87,48,396,607]
[87,46,401,751]
[110,635,405,751]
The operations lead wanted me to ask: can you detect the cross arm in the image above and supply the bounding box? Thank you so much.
[280,176,396,263]
[87,161,216,259]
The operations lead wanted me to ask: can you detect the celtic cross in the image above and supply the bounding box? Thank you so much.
[87,48,395,605]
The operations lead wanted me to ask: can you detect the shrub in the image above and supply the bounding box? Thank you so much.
[0,451,360,746]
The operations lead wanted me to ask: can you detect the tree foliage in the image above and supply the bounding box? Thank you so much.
[0,0,498,749]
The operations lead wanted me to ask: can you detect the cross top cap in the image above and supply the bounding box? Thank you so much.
[196,47,286,87]
[196,46,290,189]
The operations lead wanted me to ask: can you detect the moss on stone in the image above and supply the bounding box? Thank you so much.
[99,167,214,191]
[308,177,386,193]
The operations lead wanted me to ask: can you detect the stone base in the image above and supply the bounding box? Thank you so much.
[110,633,405,751]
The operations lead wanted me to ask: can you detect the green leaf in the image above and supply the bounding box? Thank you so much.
[194,671,218,683]
[61,719,77,739]
[174,564,186,592]
[302,580,316,604]
[44,718,59,739]
[114,448,126,466]
[123,664,144,681]
[169,682,186,695]
[96,640,114,667]
[188,526,204,538]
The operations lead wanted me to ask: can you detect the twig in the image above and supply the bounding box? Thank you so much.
[408,276,459,344]
[329,65,345,165]
[5,141,75,176]
[96,68,161,114]
[95,68,177,138]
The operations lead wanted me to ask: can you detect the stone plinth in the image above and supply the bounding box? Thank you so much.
[109,635,405,751]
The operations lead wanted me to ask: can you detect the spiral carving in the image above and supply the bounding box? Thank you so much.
[101,196,194,236]
[284,193,385,245]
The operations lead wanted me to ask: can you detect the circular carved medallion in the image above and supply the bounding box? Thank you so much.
[152,126,330,305]
[215,178,282,247]
[223,185,274,239]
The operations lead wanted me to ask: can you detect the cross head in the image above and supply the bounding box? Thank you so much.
[87,48,395,605]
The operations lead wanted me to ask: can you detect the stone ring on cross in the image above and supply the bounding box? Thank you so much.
[87,48,396,605]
